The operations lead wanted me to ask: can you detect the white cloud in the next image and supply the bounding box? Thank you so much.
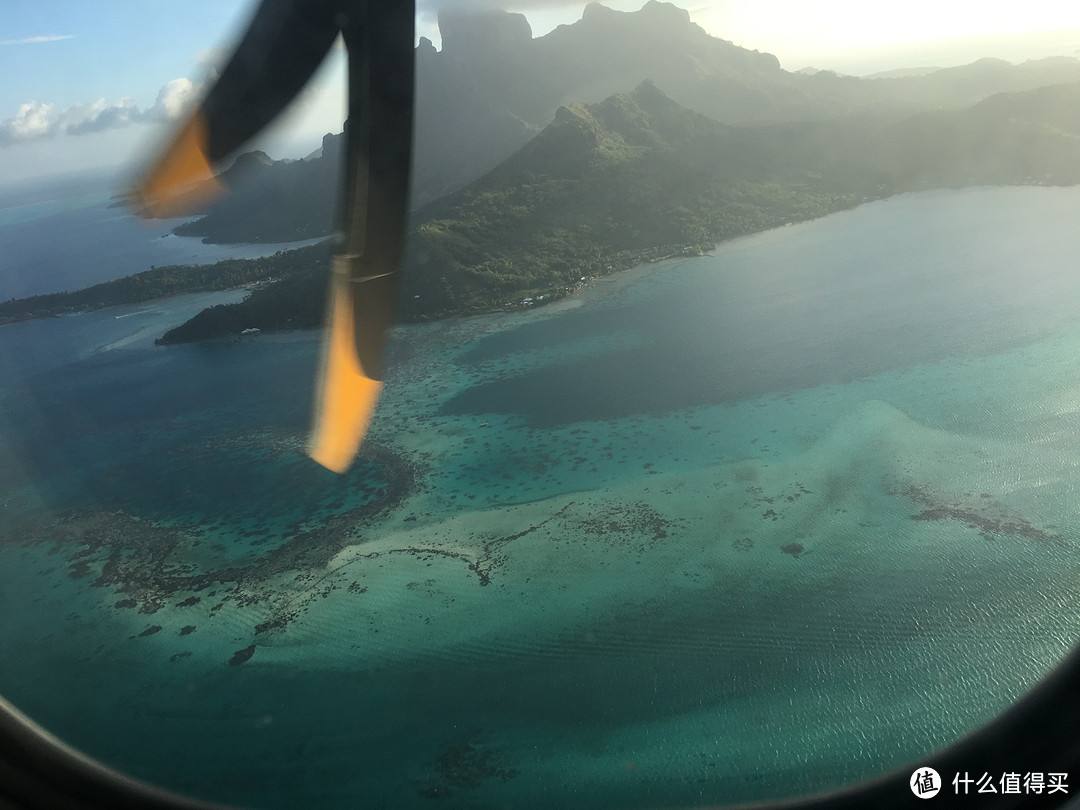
[63,97,141,135]
[0,34,75,46]
[0,101,57,143]
[149,78,199,122]
[0,77,202,146]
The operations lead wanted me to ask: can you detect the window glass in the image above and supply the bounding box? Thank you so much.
[3,2,1080,807]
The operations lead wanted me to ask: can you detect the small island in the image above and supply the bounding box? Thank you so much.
[0,243,331,327]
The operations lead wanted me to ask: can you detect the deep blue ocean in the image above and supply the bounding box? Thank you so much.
[3,183,1080,809]
[0,169,325,301]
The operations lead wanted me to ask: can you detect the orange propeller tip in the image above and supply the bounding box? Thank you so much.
[307,268,384,473]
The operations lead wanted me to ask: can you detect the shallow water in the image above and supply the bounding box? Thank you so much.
[2,186,1080,808]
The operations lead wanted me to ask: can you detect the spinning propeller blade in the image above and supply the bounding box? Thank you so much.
[129,0,414,473]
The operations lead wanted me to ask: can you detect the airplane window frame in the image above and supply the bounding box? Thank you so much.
[2,643,1080,808]
[6,1,1080,808]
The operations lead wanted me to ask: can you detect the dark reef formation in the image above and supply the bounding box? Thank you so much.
[228,645,256,667]
[903,484,1062,545]
[577,501,672,543]
[7,442,420,628]
[742,481,813,524]
[419,737,520,799]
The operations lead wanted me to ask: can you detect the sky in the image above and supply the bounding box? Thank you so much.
[3,0,1080,186]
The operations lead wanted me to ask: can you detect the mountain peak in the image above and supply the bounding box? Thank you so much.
[640,0,692,23]
[416,36,437,59]
[580,1,692,31]
[582,1,690,24]
[482,81,715,189]
[437,7,532,58]
[628,78,667,107]
[230,149,272,169]
[579,2,616,23]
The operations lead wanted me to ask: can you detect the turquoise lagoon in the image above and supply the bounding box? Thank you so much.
[2,186,1080,807]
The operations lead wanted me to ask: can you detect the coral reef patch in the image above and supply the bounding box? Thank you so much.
[4,441,419,619]
[903,484,1062,545]
[419,737,520,799]
[228,644,256,666]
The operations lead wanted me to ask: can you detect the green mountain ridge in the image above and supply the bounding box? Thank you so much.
[147,78,1080,341]
[169,133,342,244]
[401,78,1080,311]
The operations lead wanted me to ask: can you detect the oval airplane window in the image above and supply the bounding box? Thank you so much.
[3,1,1080,808]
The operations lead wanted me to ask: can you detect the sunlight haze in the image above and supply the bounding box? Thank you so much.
[694,0,1080,72]
[4,0,1080,183]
